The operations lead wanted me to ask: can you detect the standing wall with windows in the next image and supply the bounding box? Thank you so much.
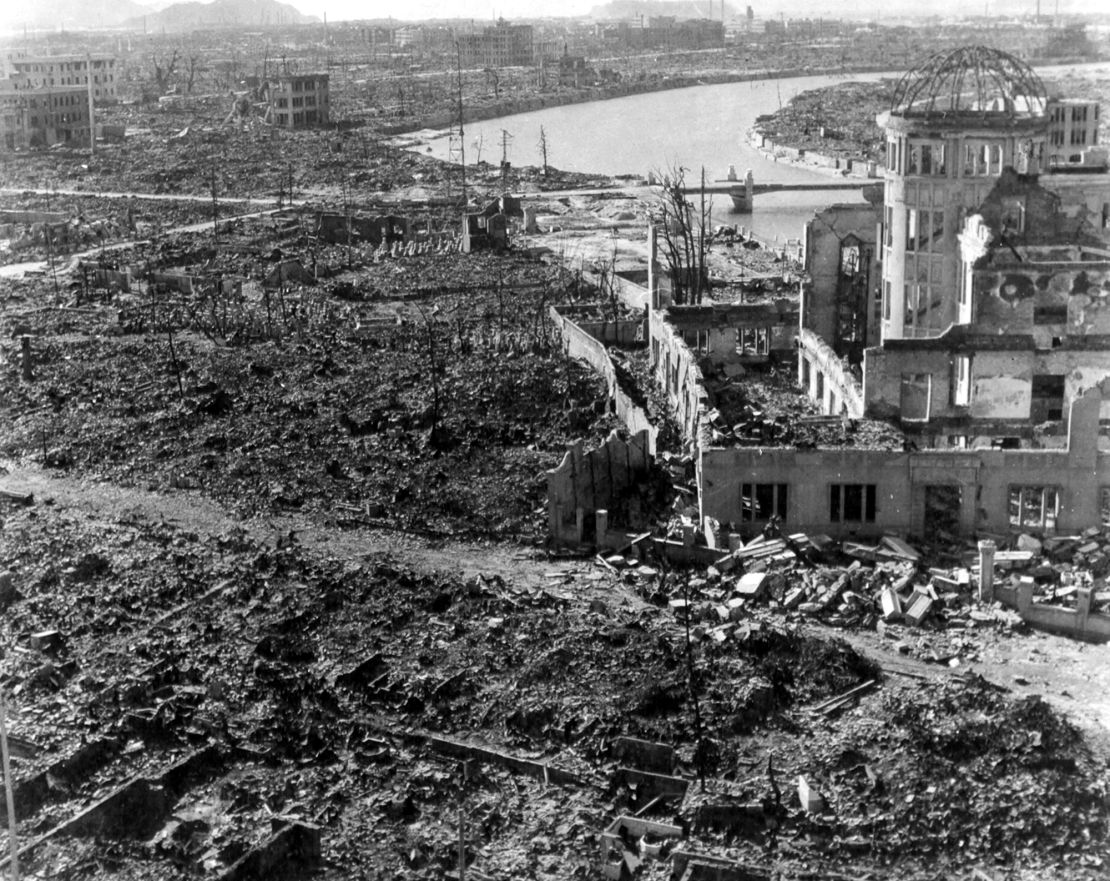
[877,111,1048,343]
[698,388,1109,536]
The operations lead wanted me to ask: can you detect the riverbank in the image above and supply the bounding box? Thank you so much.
[746,61,1110,173]
[383,63,893,138]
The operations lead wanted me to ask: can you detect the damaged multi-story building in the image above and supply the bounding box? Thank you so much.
[0,51,118,102]
[265,73,329,128]
[648,46,1110,541]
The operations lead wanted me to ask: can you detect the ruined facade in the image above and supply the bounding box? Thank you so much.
[457,19,535,68]
[266,74,329,128]
[646,46,1110,540]
[801,46,1110,449]
[0,83,90,149]
[0,52,118,102]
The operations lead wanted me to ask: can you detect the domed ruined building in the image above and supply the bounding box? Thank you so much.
[682,44,1110,543]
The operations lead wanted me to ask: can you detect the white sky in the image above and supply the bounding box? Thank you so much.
[299,0,594,21]
[296,0,1104,22]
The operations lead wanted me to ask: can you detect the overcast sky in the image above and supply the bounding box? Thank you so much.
[311,0,594,19]
[285,0,1104,23]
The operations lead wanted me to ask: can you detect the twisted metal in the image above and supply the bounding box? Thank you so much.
[890,45,1047,117]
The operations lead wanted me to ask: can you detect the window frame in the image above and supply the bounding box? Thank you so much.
[1008,485,1060,531]
[740,482,789,522]
[829,483,877,524]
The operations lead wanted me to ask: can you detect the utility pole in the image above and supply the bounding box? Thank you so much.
[1,686,20,881]
[454,39,466,207]
[457,760,469,881]
[45,226,59,298]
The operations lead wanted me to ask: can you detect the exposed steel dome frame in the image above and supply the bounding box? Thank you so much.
[890,45,1047,118]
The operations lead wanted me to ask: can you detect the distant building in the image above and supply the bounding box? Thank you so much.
[1046,99,1100,164]
[0,82,90,149]
[601,18,724,50]
[0,52,118,103]
[266,73,329,128]
[458,19,535,68]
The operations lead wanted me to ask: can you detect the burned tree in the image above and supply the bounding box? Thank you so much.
[151,49,179,94]
[657,165,711,306]
[538,125,550,178]
[185,54,203,94]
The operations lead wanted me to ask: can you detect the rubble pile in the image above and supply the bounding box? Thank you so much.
[703,365,904,450]
[3,435,1109,879]
[1,250,623,538]
[612,522,1110,664]
[754,80,895,163]
[0,193,235,267]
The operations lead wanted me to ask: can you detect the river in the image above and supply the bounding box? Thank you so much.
[408,62,1110,242]
[411,70,897,241]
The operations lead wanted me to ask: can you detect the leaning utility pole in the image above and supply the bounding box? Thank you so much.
[0,686,20,880]
[454,39,466,207]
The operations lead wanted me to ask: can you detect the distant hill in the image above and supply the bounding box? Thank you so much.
[589,1,739,20]
[121,0,317,31]
[2,0,155,30]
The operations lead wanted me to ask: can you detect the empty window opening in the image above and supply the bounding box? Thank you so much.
[684,329,710,354]
[924,484,962,539]
[830,484,877,523]
[737,327,769,356]
[1031,374,1066,422]
[1008,486,1059,531]
[953,355,971,407]
[1000,198,1026,234]
[1034,304,1068,324]
[900,373,932,421]
[741,483,788,522]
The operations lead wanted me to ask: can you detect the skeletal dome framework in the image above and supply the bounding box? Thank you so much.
[890,45,1048,118]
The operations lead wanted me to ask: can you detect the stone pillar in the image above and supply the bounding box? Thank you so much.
[522,206,538,234]
[728,534,743,552]
[21,335,32,381]
[727,164,738,181]
[575,507,585,544]
[682,524,695,547]
[1076,587,1093,636]
[595,509,608,549]
[1016,580,1033,615]
[978,540,996,602]
[744,170,754,211]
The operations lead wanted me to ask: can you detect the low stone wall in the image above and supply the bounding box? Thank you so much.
[981,556,1110,642]
[552,303,644,346]
[0,210,68,224]
[79,263,132,292]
